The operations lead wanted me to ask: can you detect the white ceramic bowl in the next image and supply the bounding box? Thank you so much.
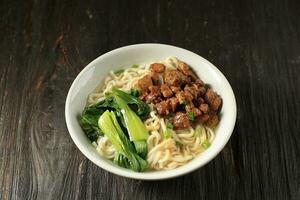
[65,43,237,180]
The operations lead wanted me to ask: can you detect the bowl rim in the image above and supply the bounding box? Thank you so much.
[65,43,237,180]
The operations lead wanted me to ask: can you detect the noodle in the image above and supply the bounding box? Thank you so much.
[145,111,214,170]
[89,57,216,170]
[88,65,150,105]
[95,136,116,159]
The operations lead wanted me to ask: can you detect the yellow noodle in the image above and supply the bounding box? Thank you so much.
[96,136,115,159]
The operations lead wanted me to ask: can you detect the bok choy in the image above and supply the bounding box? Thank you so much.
[114,94,149,158]
[79,87,151,171]
[98,110,148,172]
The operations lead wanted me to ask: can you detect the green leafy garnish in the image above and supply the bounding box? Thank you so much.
[166,122,174,129]
[131,64,139,68]
[163,129,172,139]
[181,100,188,105]
[129,88,140,97]
[113,69,125,75]
[187,112,195,121]
[202,140,211,149]
[175,140,184,147]
[194,127,203,137]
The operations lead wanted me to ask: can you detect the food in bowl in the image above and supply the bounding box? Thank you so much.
[79,57,222,172]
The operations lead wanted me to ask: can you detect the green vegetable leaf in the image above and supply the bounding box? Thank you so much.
[129,88,140,97]
[79,88,151,165]
[181,100,188,105]
[114,95,149,141]
[79,116,101,141]
[98,111,148,172]
[113,69,125,75]
[163,129,172,139]
[194,127,203,137]
[131,64,139,68]
[187,112,195,121]
[166,122,174,129]
[114,94,149,157]
[133,140,148,158]
[112,87,150,119]
[79,96,119,141]
[202,140,211,149]
[175,140,184,147]
[79,105,104,141]
[98,111,124,151]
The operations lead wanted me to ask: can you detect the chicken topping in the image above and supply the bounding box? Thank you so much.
[136,59,222,129]
[161,84,173,98]
[137,75,153,92]
[170,86,181,93]
[164,70,185,86]
[199,103,209,113]
[211,97,222,111]
[156,101,170,115]
[173,112,190,128]
[167,97,179,112]
[150,63,166,73]
[177,60,198,80]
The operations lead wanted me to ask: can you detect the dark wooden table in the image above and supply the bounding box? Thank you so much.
[1,0,299,199]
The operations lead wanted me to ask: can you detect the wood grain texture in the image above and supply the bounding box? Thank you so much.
[0,0,299,199]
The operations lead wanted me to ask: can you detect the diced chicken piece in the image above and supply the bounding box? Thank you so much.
[205,89,222,111]
[155,101,170,115]
[194,97,205,107]
[151,72,160,85]
[139,92,148,101]
[198,86,206,97]
[192,108,202,117]
[185,103,202,117]
[185,102,194,113]
[184,85,198,98]
[136,75,153,92]
[146,95,161,104]
[145,93,156,103]
[164,70,185,86]
[175,91,186,104]
[177,60,198,80]
[173,112,190,128]
[177,60,190,76]
[150,63,166,73]
[199,103,209,113]
[167,97,179,112]
[175,90,194,104]
[206,113,219,127]
[160,84,173,98]
[146,85,161,103]
[149,85,161,95]
[205,89,217,103]
[199,114,210,122]
[170,86,181,93]
[211,97,222,111]
[183,90,194,102]
[195,79,205,87]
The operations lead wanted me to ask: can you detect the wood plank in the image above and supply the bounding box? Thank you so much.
[0,0,299,199]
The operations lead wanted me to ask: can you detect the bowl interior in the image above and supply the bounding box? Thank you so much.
[65,44,236,180]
